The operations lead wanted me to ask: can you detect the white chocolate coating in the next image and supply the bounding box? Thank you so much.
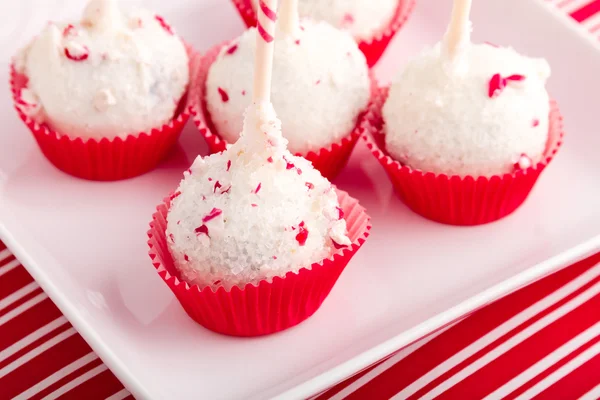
[15,0,189,140]
[167,103,351,290]
[205,21,370,154]
[383,43,551,177]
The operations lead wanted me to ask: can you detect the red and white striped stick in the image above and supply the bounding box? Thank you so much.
[253,0,279,103]
[443,0,473,59]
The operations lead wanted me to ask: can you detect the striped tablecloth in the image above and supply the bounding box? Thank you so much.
[2,1,600,399]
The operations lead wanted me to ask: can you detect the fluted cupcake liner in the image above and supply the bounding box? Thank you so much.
[229,0,416,67]
[363,86,564,226]
[191,41,377,181]
[9,45,199,181]
[147,189,371,337]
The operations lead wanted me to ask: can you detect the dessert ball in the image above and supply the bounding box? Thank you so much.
[252,0,397,40]
[383,43,551,177]
[15,0,189,140]
[205,20,370,154]
[167,102,351,290]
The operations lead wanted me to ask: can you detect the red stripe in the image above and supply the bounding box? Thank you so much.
[28,358,104,400]
[571,0,600,22]
[342,254,600,400]
[535,352,600,399]
[0,264,34,299]
[259,0,277,21]
[0,298,63,351]
[0,334,94,399]
[0,286,44,318]
[257,23,274,43]
[435,292,600,399]
[0,254,15,267]
[56,369,128,400]
[0,241,6,251]
[407,273,600,399]
[505,334,600,399]
[0,320,71,370]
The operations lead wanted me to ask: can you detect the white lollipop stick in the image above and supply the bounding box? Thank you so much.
[253,0,279,104]
[279,0,299,36]
[443,0,472,59]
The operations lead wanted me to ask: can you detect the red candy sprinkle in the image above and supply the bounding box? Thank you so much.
[220,185,232,195]
[296,168,302,175]
[169,233,175,242]
[155,15,174,35]
[305,182,314,190]
[226,44,238,55]
[254,183,262,194]
[295,39,300,45]
[315,79,321,85]
[184,254,189,261]
[488,73,527,98]
[213,181,222,193]
[342,13,355,24]
[242,90,246,96]
[64,45,89,62]
[226,160,231,171]
[251,203,258,207]
[63,24,76,37]
[218,87,229,102]
[169,191,182,201]
[195,225,209,237]
[336,207,344,220]
[532,119,540,127]
[273,256,277,260]
[267,156,274,163]
[332,239,348,250]
[284,157,295,170]
[208,177,213,181]
[203,208,223,223]
[295,222,308,246]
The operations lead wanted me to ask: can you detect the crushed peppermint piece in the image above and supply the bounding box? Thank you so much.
[532,119,540,127]
[489,73,527,98]
[64,42,89,61]
[203,208,223,223]
[63,24,77,37]
[169,191,182,201]
[295,222,308,246]
[155,15,174,35]
[305,182,314,190]
[254,183,262,194]
[226,160,231,171]
[267,156,273,163]
[184,254,189,261]
[213,181,222,192]
[195,225,209,237]
[295,39,300,45]
[226,44,238,54]
[336,207,344,220]
[218,87,229,102]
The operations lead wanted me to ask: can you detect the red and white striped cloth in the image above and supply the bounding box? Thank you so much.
[2,1,600,399]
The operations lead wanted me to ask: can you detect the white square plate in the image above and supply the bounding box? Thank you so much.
[1,0,600,399]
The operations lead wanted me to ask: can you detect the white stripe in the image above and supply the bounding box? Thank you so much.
[329,322,458,400]
[579,383,600,400]
[0,281,39,311]
[105,388,131,400]
[0,248,11,263]
[0,316,68,362]
[485,320,600,399]
[0,258,20,277]
[416,279,600,400]
[0,291,48,326]
[515,341,600,399]
[42,363,108,400]
[12,352,98,400]
[390,264,600,400]
[0,327,77,379]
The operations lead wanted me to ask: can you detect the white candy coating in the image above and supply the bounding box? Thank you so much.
[15,0,189,140]
[252,0,397,39]
[383,43,551,177]
[166,102,351,291]
[205,21,370,154]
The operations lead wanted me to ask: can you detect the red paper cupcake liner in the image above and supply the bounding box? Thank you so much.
[191,41,377,181]
[229,0,416,67]
[363,86,564,226]
[147,189,371,337]
[9,45,200,181]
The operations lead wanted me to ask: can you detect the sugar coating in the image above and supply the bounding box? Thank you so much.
[383,43,551,177]
[251,0,397,40]
[15,0,189,140]
[166,102,351,291]
[205,21,370,154]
